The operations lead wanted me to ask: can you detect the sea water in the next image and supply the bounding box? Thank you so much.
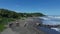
[39,16,60,34]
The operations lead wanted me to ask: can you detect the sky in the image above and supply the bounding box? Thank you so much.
[0,0,60,15]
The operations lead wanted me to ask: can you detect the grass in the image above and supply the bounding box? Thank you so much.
[0,24,5,32]
[0,17,15,32]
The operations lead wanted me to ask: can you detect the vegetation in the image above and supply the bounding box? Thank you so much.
[0,9,20,19]
[0,9,45,32]
[18,13,45,17]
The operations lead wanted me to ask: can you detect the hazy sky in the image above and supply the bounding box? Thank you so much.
[0,0,60,15]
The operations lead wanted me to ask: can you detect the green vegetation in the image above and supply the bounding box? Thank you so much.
[18,13,45,17]
[0,9,45,32]
[0,9,20,19]
[0,24,5,32]
[0,9,19,32]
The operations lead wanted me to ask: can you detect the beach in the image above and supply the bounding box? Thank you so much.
[1,17,46,34]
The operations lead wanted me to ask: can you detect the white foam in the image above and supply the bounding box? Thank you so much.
[48,16,60,19]
[51,28,60,32]
[40,17,50,20]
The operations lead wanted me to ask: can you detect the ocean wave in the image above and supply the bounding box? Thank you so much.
[51,28,60,32]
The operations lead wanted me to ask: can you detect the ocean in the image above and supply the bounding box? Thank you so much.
[38,16,60,34]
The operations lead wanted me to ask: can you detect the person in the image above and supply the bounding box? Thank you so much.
[9,23,13,28]
[24,23,26,27]
[36,23,40,27]
[24,22,27,27]
[16,22,19,26]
